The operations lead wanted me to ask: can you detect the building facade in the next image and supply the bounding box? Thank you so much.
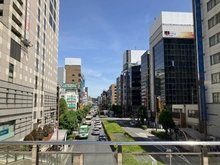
[150,12,198,122]
[107,84,117,105]
[141,51,151,120]
[198,0,220,138]
[128,65,141,115]
[122,50,146,116]
[57,67,66,86]
[0,0,60,141]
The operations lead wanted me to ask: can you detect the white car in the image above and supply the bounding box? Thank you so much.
[92,127,100,135]
[95,123,102,129]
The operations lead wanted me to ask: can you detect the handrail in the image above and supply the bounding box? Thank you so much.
[0,140,220,146]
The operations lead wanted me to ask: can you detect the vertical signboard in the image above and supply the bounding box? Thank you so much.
[194,0,207,121]
[25,0,31,40]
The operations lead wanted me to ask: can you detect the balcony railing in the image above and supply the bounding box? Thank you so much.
[0,141,220,165]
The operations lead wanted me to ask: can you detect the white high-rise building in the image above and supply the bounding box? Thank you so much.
[0,0,60,140]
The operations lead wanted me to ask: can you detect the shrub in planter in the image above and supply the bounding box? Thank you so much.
[43,125,49,137]
[38,127,43,140]
[31,129,39,140]
[23,134,34,150]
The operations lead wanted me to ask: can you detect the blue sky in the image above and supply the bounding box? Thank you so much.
[58,0,192,98]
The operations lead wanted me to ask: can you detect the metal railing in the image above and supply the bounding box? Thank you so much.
[0,141,220,165]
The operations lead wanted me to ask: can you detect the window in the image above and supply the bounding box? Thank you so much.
[72,74,75,76]
[209,33,220,47]
[36,41,39,55]
[43,33,46,45]
[207,0,220,11]
[42,63,44,75]
[34,111,36,119]
[44,18,46,31]
[78,73,81,77]
[36,58,39,72]
[8,63,14,82]
[188,110,198,118]
[37,25,40,38]
[72,79,75,82]
[54,0,56,9]
[49,14,52,27]
[34,93,37,107]
[42,48,45,60]
[38,0,41,5]
[210,52,220,65]
[53,10,56,21]
[10,39,21,62]
[213,93,220,103]
[41,94,43,107]
[35,76,38,89]
[211,72,220,84]
[44,4,46,16]
[38,8,41,21]
[50,1,53,13]
[53,22,56,32]
[6,92,8,104]
[173,108,182,113]
[41,78,44,91]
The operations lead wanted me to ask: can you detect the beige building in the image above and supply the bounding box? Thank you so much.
[65,58,81,86]
[0,0,59,141]
[107,84,117,105]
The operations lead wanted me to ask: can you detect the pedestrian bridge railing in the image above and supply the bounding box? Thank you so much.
[0,141,220,165]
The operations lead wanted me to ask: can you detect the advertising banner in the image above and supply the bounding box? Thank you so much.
[163,31,194,38]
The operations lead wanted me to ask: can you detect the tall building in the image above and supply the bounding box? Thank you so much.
[107,84,117,105]
[116,77,121,105]
[128,65,141,115]
[57,67,66,86]
[196,0,220,138]
[149,12,198,122]
[122,50,146,116]
[141,51,151,120]
[0,0,60,140]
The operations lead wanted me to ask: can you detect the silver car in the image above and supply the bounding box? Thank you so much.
[92,127,100,135]
[95,123,102,129]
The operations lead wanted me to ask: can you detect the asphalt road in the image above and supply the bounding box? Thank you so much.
[65,117,117,165]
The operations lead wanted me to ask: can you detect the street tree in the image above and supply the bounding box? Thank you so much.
[59,110,78,133]
[59,98,68,116]
[76,109,84,122]
[138,105,147,125]
[158,109,175,134]
[111,105,123,116]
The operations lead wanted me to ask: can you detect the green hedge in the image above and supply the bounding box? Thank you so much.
[151,130,168,140]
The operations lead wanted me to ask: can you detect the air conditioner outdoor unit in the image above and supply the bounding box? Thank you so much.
[21,38,31,46]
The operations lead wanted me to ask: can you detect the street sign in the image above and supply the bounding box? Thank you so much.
[61,83,77,89]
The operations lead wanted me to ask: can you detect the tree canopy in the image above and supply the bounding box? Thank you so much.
[59,98,68,116]
[111,105,123,116]
[59,110,78,133]
[76,109,85,122]
[158,109,175,134]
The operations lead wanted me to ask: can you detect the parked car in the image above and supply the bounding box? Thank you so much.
[92,127,100,135]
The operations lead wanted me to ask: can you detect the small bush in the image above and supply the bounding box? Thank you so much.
[43,125,49,137]
[38,127,43,140]
[67,133,76,140]
[141,125,147,130]
[23,134,34,150]
[31,129,39,140]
